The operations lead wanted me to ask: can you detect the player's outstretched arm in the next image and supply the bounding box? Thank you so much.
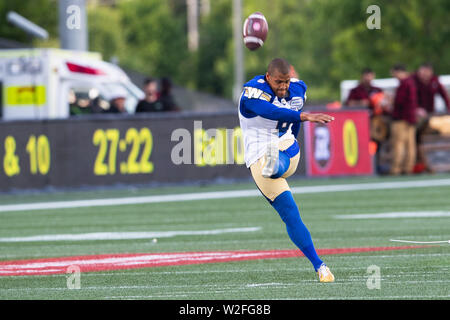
[300,112,335,124]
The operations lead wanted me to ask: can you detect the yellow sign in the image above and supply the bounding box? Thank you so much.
[343,119,359,167]
[6,85,46,106]
[92,128,154,176]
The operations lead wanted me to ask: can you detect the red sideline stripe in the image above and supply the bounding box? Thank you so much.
[0,246,428,276]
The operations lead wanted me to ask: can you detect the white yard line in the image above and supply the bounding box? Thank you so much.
[335,211,450,219]
[390,239,450,244]
[1,178,450,213]
[0,227,261,243]
[3,267,447,278]
[2,280,449,293]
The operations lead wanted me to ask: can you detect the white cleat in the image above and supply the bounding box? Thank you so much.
[262,143,279,178]
[317,263,335,283]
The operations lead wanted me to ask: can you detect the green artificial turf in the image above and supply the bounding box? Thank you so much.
[0,174,449,300]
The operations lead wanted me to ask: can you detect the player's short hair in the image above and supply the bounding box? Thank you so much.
[267,58,291,76]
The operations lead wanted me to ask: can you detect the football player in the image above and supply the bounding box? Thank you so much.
[238,58,335,282]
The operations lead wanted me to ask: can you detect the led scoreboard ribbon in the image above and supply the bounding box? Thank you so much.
[3,134,51,177]
[92,127,154,176]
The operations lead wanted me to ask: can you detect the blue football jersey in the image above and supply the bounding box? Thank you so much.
[238,74,307,167]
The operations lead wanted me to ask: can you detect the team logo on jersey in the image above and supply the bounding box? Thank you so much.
[273,96,303,110]
[243,87,271,102]
[290,97,304,109]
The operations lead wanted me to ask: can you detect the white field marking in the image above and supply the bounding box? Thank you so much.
[3,275,450,292]
[390,239,450,244]
[246,282,285,287]
[6,279,450,294]
[0,227,260,243]
[0,233,441,257]
[3,266,447,278]
[0,250,303,276]
[1,178,450,213]
[335,211,450,219]
[0,283,295,292]
[4,279,450,292]
[3,269,447,279]
[324,253,450,260]
[115,287,450,300]
[1,253,447,276]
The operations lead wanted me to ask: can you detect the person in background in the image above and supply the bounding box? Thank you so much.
[345,68,384,113]
[346,68,391,174]
[68,89,81,115]
[412,63,450,173]
[289,65,299,79]
[389,64,418,175]
[69,89,93,115]
[414,62,450,115]
[135,78,163,112]
[159,77,180,112]
[106,89,128,114]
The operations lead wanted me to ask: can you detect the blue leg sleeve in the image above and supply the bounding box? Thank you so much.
[271,191,323,271]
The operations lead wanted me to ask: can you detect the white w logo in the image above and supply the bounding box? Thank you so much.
[245,87,263,99]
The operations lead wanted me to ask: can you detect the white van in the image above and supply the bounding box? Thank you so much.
[0,48,144,120]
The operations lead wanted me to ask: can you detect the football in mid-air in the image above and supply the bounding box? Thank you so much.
[243,12,268,51]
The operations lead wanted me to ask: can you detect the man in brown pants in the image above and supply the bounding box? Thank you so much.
[390,64,419,175]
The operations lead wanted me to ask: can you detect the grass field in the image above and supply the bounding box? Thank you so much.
[0,174,449,300]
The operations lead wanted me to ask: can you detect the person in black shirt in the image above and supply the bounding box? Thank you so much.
[135,78,164,112]
[159,77,180,112]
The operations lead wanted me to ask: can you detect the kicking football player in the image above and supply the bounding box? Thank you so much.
[238,58,335,282]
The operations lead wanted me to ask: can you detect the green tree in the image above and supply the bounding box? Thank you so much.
[2,0,450,104]
[88,5,125,62]
[195,0,232,96]
[118,0,188,81]
[0,0,58,45]
[332,0,450,80]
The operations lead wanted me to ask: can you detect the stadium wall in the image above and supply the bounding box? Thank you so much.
[0,109,372,192]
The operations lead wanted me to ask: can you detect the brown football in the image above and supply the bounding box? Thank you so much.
[243,12,268,51]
